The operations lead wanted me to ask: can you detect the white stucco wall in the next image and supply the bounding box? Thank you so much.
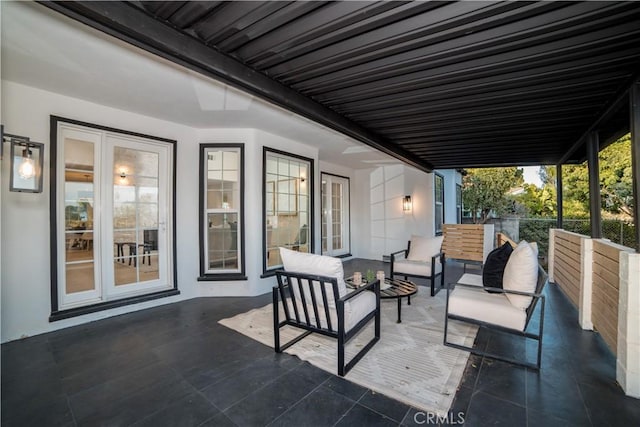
[0,79,459,342]
[1,81,193,341]
[350,165,460,261]
[0,81,323,342]
[438,169,462,225]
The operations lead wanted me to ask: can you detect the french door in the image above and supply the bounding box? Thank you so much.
[55,121,174,311]
[321,173,350,256]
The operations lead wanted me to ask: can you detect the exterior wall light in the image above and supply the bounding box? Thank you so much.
[1,125,45,193]
[403,195,412,212]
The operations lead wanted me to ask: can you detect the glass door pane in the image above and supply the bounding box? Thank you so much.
[59,127,103,309]
[64,139,96,295]
[56,121,174,312]
[321,174,350,256]
[321,181,328,253]
[107,137,169,297]
[331,182,343,251]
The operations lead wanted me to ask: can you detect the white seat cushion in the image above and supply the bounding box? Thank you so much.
[280,247,348,309]
[449,286,527,331]
[285,290,376,332]
[393,259,442,277]
[457,273,483,287]
[502,241,539,310]
[407,235,443,261]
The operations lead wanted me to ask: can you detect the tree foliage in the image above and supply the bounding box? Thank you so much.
[599,134,633,217]
[462,167,523,223]
[518,183,556,217]
[513,134,633,219]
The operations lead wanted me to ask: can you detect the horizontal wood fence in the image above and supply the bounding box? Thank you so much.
[591,240,631,355]
[552,230,582,308]
[442,224,490,263]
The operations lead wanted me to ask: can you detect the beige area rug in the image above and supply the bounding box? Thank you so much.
[219,290,477,415]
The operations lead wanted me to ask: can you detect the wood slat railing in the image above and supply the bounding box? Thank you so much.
[591,240,631,355]
[553,230,582,308]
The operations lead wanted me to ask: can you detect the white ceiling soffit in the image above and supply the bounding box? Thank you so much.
[0,1,399,170]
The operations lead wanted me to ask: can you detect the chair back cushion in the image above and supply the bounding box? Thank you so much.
[407,235,443,261]
[482,242,513,293]
[279,247,347,308]
[502,241,539,310]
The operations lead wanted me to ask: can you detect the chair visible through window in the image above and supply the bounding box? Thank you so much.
[138,229,158,266]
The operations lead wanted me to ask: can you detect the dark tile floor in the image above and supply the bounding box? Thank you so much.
[2,259,639,426]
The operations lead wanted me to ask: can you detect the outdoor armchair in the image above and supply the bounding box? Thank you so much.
[273,247,381,376]
[444,241,548,370]
[390,235,445,296]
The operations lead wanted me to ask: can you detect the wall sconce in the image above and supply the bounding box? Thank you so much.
[2,125,45,193]
[403,195,412,212]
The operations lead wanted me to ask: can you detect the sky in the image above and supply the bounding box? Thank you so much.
[521,166,543,187]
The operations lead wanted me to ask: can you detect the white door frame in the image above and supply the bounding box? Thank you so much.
[321,172,350,256]
[55,121,175,312]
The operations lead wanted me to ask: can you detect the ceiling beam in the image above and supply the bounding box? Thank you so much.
[40,1,434,173]
[559,69,640,164]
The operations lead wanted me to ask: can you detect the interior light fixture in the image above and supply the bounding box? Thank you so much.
[18,146,36,179]
[403,195,412,212]
[2,125,45,193]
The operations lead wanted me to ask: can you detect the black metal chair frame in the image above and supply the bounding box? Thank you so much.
[138,229,158,266]
[273,270,381,376]
[443,267,548,370]
[390,240,445,296]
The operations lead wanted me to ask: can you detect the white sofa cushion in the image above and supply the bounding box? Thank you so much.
[407,235,443,261]
[279,247,348,308]
[393,259,442,277]
[449,286,527,331]
[502,241,539,310]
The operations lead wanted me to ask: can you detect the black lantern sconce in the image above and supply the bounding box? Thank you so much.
[1,125,45,193]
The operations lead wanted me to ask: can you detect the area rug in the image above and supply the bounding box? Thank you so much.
[219,291,477,415]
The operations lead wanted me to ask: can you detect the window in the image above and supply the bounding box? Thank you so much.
[263,148,313,275]
[321,173,350,256]
[435,173,444,235]
[199,144,245,280]
[51,116,177,320]
[456,183,462,224]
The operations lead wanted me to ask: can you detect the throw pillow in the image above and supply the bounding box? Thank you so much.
[502,241,539,310]
[482,242,513,293]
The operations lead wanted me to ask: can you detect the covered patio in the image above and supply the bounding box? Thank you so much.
[3,260,639,426]
[2,1,640,426]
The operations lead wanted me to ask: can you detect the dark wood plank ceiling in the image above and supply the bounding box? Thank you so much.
[45,1,640,170]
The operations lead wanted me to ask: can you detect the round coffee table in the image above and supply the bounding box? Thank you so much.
[380,278,418,323]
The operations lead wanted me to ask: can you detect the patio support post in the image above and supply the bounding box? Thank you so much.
[556,164,563,229]
[586,132,602,238]
[630,81,640,252]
